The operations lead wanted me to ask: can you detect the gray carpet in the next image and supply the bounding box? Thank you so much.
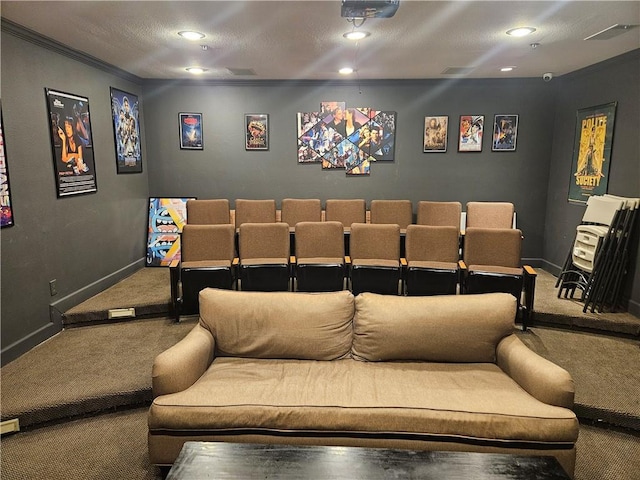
[63,267,172,326]
[1,266,639,479]
[533,269,640,336]
[61,267,640,336]
[0,317,196,427]
[1,407,638,480]
[517,327,640,430]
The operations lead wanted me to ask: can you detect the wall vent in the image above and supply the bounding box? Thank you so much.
[227,67,257,76]
[441,67,475,76]
[585,24,638,40]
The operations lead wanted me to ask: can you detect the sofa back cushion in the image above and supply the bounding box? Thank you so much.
[199,288,355,360]
[352,292,516,362]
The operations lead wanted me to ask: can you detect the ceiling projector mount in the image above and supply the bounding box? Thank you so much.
[341,0,400,19]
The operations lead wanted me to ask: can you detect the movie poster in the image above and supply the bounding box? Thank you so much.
[110,88,143,173]
[424,116,448,153]
[245,114,268,150]
[458,115,484,152]
[46,89,97,197]
[568,102,617,203]
[146,197,194,267]
[492,114,518,151]
[179,113,203,150]
[0,107,14,228]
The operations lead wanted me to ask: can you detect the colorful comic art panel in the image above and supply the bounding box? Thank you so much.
[296,103,396,176]
[146,197,193,266]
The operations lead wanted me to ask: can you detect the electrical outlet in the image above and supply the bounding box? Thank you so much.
[49,279,57,296]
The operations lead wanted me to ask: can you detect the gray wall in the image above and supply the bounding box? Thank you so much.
[1,31,150,362]
[543,49,640,314]
[2,23,638,364]
[143,78,558,260]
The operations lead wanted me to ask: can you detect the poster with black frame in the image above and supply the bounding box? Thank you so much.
[146,197,195,267]
[179,112,203,150]
[458,115,484,152]
[46,88,97,197]
[110,87,143,173]
[0,106,15,228]
[491,114,518,151]
[245,114,269,150]
[568,102,617,203]
[423,116,448,152]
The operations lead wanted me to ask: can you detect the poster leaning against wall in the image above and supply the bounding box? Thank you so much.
[0,105,15,228]
[146,197,194,267]
[45,88,97,197]
[568,102,617,203]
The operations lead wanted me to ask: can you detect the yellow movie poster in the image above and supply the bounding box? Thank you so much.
[569,102,616,203]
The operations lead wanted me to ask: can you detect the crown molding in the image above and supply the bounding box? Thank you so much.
[1,18,142,84]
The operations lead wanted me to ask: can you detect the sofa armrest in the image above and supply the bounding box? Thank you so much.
[152,322,215,398]
[497,334,575,409]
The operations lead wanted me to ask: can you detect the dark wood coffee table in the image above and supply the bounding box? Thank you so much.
[166,441,571,479]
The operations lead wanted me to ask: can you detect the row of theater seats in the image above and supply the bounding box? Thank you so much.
[186,198,516,232]
[172,199,536,329]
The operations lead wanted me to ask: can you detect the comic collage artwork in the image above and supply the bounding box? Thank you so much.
[297,102,396,176]
[146,197,193,267]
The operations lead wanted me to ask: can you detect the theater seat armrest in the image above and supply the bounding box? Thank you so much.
[497,334,575,409]
[523,265,537,276]
[152,323,215,398]
[458,260,467,271]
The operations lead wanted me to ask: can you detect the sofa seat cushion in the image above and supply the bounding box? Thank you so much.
[149,358,578,445]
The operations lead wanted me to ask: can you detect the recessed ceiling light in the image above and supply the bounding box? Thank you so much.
[506,27,536,37]
[343,31,371,40]
[186,67,207,74]
[339,67,355,75]
[501,66,516,72]
[178,31,206,41]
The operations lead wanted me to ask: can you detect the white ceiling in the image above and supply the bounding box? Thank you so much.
[2,0,639,81]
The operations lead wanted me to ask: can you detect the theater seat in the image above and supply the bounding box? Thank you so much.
[295,221,345,292]
[349,223,401,296]
[238,222,290,292]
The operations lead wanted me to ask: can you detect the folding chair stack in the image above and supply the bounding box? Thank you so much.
[556,194,639,313]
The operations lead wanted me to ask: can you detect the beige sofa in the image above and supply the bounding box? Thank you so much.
[149,289,578,477]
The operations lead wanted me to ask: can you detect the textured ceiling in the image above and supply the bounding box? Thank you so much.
[2,1,639,80]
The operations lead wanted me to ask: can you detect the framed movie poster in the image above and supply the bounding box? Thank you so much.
[146,197,194,267]
[245,114,269,150]
[492,114,519,151]
[179,113,203,150]
[110,88,143,173]
[0,106,15,228]
[424,116,448,152]
[458,115,484,152]
[46,88,97,197]
[568,102,617,204]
